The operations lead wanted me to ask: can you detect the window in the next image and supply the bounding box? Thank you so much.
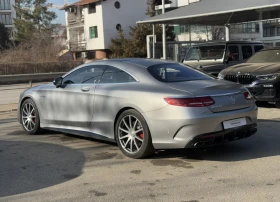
[100,66,136,84]
[185,45,225,61]
[254,45,264,53]
[114,1,120,9]
[89,26,98,39]
[230,22,260,34]
[63,65,106,84]
[227,46,239,61]
[242,46,253,60]
[147,64,212,83]
[0,14,11,25]
[180,25,189,34]
[263,20,280,37]
[88,3,96,14]
[116,24,121,31]
[0,0,11,10]
[185,47,200,60]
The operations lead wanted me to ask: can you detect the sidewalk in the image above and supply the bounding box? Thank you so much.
[0,103,18,113]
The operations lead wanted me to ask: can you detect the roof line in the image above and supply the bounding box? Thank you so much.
[137,3,280,24]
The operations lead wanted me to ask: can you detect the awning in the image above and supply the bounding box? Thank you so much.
[137,0,280,25]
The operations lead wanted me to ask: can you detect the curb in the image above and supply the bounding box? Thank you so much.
[0,108,17,114]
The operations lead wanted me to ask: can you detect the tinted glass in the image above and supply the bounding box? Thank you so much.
[254,45,264,53]
[247,50,280,63]
[242,46,253,60]
[147,64,212,83]
[100,66,136,83]
[227,46,239,61]
[185,45,225,61]
[63,65,106,84]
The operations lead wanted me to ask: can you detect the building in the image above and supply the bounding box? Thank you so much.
[62,0,147,60]
[0,0,16,38]
[230,10,280,47]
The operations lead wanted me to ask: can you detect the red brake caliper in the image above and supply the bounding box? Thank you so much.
[140,134,144,139]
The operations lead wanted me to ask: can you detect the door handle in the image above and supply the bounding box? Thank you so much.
[81,87,90,92]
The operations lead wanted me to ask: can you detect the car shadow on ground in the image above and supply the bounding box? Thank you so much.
[256,101,276,108]
[150,119,280,162]
[0,140,85,198]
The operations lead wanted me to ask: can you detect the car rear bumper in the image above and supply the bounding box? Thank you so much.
[185,123,257,148]
[143,104,258,149]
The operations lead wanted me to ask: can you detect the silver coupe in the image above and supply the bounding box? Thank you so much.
[18,59,258,158]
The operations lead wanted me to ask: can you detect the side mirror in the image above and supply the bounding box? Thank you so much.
[53,77,63,88]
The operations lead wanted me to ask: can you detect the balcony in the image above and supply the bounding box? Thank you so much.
[69,42,87,52]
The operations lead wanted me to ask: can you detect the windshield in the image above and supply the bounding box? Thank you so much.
[147,63,213,83]
[247,50,280,63]
[185,45,225,61]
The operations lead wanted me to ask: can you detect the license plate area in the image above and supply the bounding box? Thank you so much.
[223,118,246,129]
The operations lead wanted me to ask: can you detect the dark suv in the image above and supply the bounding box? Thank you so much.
[182,41,264,76]
[218,48,280,108]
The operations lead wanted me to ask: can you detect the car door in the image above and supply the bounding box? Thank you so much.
[45,64,106,128]
[91,65,137,138]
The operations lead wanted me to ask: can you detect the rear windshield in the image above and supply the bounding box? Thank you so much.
[147,63,213,83]
[185,45,225,60]
[247,50,280,63]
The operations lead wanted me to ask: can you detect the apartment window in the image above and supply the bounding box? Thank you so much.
[88,3,96,14]
[263,20,280,37]
[180,25,189,33]
[0,0,11,10]
[0,14,11,25]
[90,26,98,39]
[114,1,120,9]
[230,22,260,34]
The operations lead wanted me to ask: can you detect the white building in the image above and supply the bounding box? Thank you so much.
[62,0,147,59]
[0,0,16,38]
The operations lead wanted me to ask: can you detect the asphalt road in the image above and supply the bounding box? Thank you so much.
[0,108,280,202]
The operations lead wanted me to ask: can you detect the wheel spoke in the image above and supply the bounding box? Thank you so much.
[30,108,35,114]
[133,119,138,130]
[135,136,143,142]
[22,116,28,119]
[120,134,129,140]
[124,138,130,147]
[134,139,139,150]
[130,139,133,152]
[23,108,28,115]
[119,127,129,134]
[129,115,132,128]
[122,119,129,130]
[30,120,35,126]
[135,129,143,134]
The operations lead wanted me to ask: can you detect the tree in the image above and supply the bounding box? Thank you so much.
[109,29,133,58]
[14,0,57,42]
[0,23,10,50]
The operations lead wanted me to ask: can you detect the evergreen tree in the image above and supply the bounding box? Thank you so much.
[0,23,10,50]
[14,0,57,42]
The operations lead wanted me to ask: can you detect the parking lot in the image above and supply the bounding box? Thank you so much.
[0,95,280,202]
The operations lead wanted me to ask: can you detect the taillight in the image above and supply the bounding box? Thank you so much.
[164,97,215,107]
[244,91,252,100]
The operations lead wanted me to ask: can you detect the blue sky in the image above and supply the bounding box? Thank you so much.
[48,0,77,25]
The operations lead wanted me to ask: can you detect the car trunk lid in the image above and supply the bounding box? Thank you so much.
[167,79,251,113]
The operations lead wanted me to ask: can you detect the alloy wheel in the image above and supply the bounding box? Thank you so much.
[22,103,37,132]
[118,115,144,154]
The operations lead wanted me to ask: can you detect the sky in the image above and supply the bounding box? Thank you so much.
[48,0,77,25]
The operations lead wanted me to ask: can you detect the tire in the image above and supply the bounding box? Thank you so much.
[21,99,41,135]
[275,101,280,109]
[115,109,154,159]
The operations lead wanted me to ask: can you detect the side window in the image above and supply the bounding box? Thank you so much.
[227,45,240,61]
[242,46,253,60]
[185,47,200,60]
[100,66,136,84]
[254,45,264,53]
[63,65,106,85]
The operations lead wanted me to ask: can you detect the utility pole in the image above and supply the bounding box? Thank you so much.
[162,0,166,60]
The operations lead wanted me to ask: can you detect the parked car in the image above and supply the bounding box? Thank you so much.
[218,48,280,108]
[182,41,264,76]
[18,59,258,159]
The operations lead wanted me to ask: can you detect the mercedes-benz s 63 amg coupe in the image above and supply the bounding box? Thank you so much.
[18,59,258,158]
